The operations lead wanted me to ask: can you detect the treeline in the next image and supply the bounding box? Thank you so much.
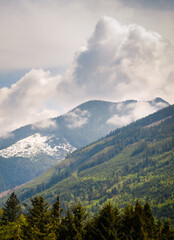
[0,193,174,239]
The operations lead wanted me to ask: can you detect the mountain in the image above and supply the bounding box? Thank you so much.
[7,104,174,222]
[0,97,169,192]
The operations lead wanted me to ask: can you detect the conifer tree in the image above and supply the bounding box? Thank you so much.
[83,218,96,240]
[24,196,51,240]
[59,208,77,240]
[51,195,63,223]
[156,219,163,239]
[132,200,146,240]
[1,192,21,224]
[143,202,155,239]
[91,202,119,240]
[119,204,133,239]
[59,202,87,240]
[50,195,63,238]
[71,202,87,235]
[161,219,174,240]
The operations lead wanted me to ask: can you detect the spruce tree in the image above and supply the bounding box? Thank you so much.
[161,219,174,240]
[71,202,88,238]
[120,204,134,239]
[91,202,119,240]
[59,202,87,240]
[1,192,21,224]
[59,208,77,240]
[24,196,51,240]
[156,219,162,239]
[51,195,63,223]
[143,202,155,239]
[132,200,146,240]
[50,195,63,238]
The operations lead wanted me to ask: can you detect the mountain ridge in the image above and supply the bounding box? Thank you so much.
[0,98,169,193]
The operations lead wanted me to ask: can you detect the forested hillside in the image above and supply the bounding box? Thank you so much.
[0,193,174,239]
[1,105,174,223]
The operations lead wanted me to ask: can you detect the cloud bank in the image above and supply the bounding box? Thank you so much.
[59,16,174,104]
[0,16,173,136]
[0,69,61,136]
[107,101,169,128]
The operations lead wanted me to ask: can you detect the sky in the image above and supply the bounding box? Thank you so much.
[0,0,174,136]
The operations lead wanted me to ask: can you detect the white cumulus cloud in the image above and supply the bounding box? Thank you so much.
[59,16,174,104]
[0,69,61,136]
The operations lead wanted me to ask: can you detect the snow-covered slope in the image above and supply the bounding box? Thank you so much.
[0,133,76,160]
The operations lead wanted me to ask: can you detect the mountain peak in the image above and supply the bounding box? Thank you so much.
[153,97,169,105]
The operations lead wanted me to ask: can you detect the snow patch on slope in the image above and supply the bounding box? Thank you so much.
[0,133,76,160]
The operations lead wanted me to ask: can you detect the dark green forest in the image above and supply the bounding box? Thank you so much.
[0,192,174,240]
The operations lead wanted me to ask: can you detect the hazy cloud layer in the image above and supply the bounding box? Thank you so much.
[0,132,14,140]
[0,0,173,71]
[121,0,174,10]
[0,69,61,136]
[64,109,90,129]
[107,101,169,127]
[0,0,95,70]
[32,119,57,130]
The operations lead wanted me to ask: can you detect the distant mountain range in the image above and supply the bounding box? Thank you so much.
[0,97,169,192]
[9,103,174,223]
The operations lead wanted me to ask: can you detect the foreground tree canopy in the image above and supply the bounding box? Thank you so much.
[0,193,174,240]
